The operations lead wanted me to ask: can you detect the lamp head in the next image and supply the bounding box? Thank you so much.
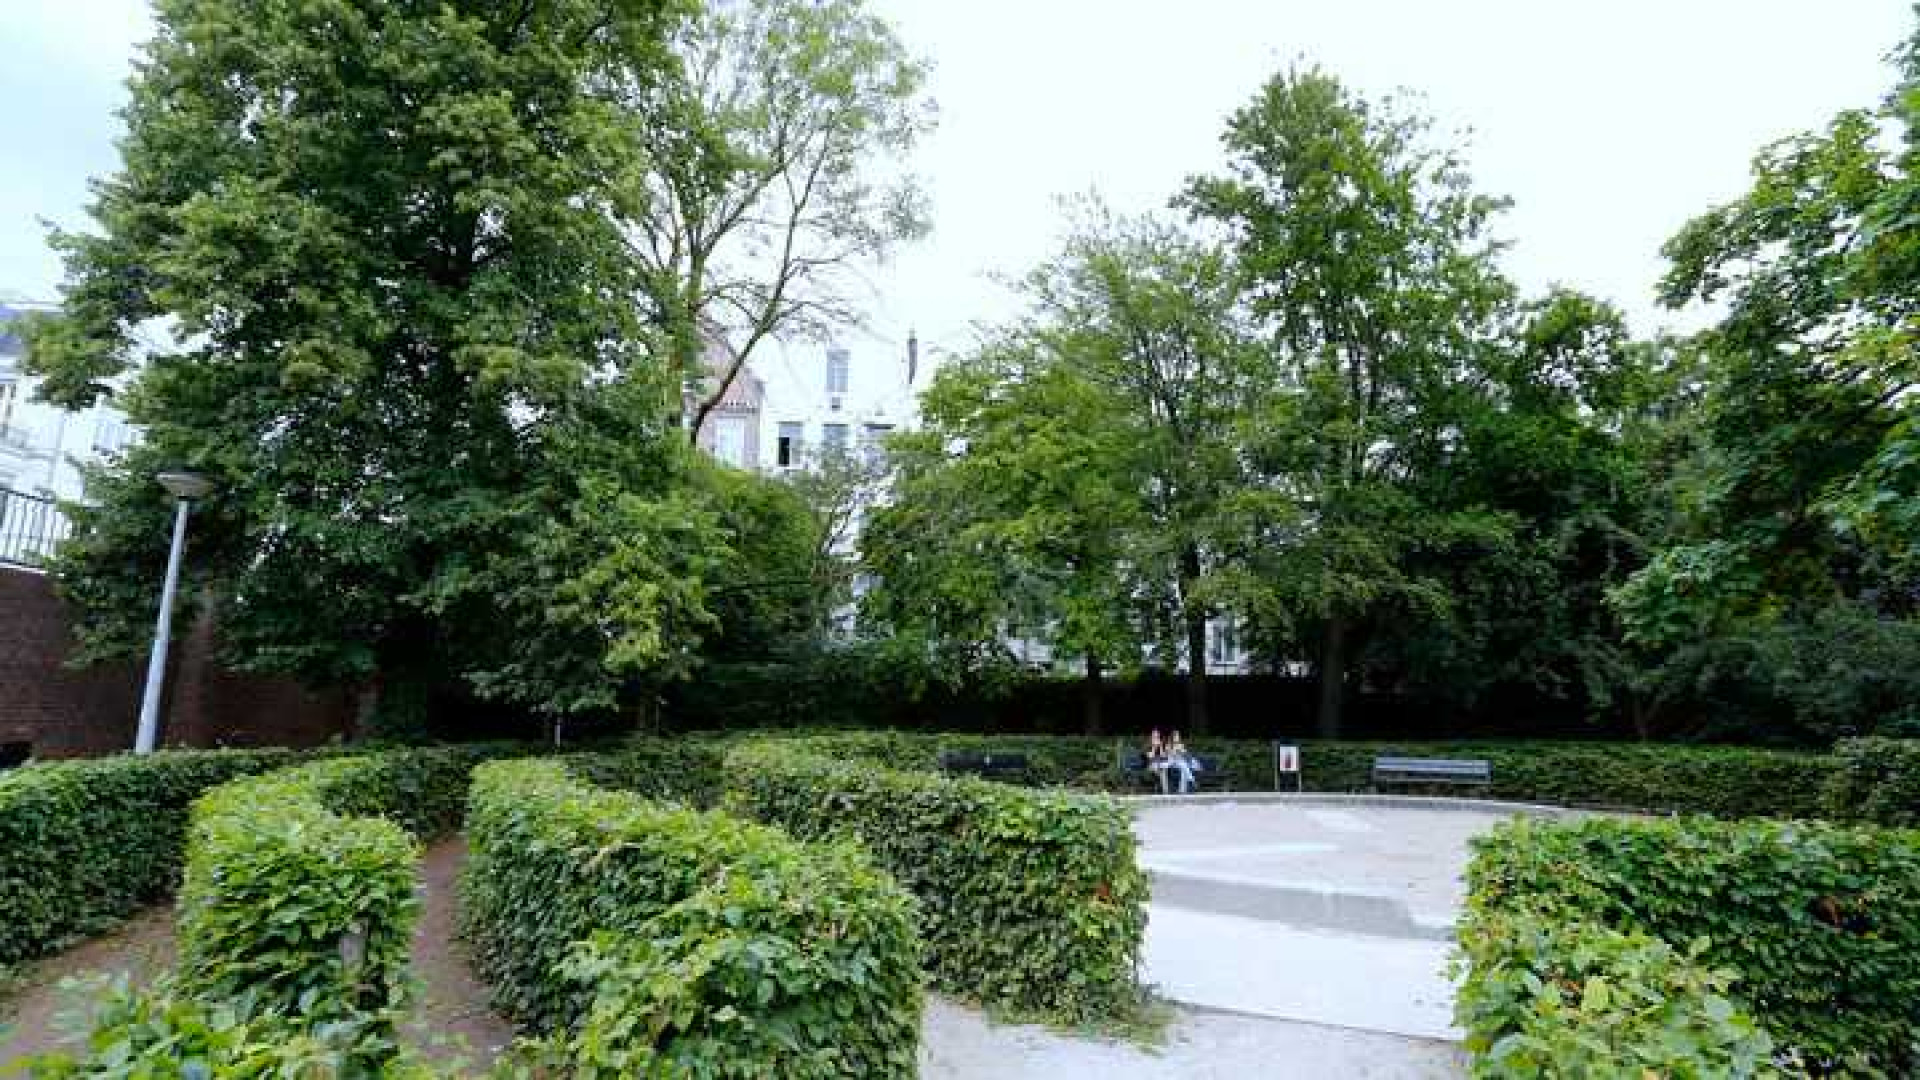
[156,471,213,500]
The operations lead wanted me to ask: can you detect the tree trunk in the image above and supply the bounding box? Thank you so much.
[1317,616,1347,740]
[1082,651,1105,736]
[1179,545,1210,736]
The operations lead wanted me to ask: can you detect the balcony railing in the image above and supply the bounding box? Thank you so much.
[0,487,71,568]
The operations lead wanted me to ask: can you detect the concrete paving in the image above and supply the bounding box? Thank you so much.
[1144,906,1459,1040]
[1134,798,1536,933]
[919,995,1467,1079]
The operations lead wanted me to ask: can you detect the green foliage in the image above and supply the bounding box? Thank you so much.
[461,759,922,1076]
[721,740,1149,1024]
[176,758,422,1041]
[14,975,438,1079]
[1453,914,1779,1079]
[0,748,295,972]
[26,0,829,719]
[1465,816,1920,1074]
[1823,737,1920,827]
[1182,66,1517,737]
[560,737,732,808]
[762,730,1833,819]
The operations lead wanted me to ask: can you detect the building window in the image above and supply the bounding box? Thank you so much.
[861,422,892,464]
[776,421,802,468]
[822,422,849,458]
[826,347,850,395]
[713,416,748,467]
[0,380,16,434]
[1208,619,1241,666]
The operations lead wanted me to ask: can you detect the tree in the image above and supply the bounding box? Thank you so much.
[1024,209,1253,735]
[862,338,1148,733]
[23,0,737,726]
[633,0,933,441]
[1184,67,1514,737]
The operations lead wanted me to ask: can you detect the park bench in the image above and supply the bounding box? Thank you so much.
[1117,749,1226,793]
[1370,755,1492,793]
[937,749,1029,781]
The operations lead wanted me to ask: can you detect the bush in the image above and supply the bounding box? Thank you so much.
[175,757,422,1040]
[1463,816,1920,1075]
[561,736,732,807]
[12,975,439,1079]
[722,741,1149,1025]
[1453,913,1778,1078]
[462,758,922,1077]
[1823,737,1920,827]
[764,731,1834,818]
[0,748,296,972]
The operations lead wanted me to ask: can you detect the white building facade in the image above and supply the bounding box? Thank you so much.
[0,301,137,503]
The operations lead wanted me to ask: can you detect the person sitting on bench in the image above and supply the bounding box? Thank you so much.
[1167,730,1201,794]
[1144,729,1172,794]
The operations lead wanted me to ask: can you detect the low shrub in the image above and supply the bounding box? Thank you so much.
[175,757,422,1040]
[11,975,438,1079]
[722,741,1149,1025]
[462,758,922,1077]
[1464,816,1920,1075]
[0,748,296,972]
[561,736,731,807]
[1453,913,1778,1078]
[1823,737,1920,827]
[767,731,1834,817]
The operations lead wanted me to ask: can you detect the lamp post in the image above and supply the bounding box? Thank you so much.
[133,471,212,754]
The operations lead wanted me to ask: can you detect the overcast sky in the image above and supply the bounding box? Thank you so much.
[4,2,1912,372]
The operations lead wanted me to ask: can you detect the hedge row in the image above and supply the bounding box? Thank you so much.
[722,741,1149,1025]
[764,730,1834,818]
[1823,736,1920,827]
[1460,816,1920,1076]
[176,756,425,1047]
[0,747,297,972]
[461,758,922,1077]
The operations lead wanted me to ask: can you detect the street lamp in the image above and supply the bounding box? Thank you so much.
[133,470,213,754]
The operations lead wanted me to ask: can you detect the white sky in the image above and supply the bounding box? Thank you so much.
[3,1,1912,371]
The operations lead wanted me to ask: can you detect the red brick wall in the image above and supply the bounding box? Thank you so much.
[0,567,354,759]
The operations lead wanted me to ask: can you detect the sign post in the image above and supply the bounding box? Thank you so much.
[1273,742,1302,792]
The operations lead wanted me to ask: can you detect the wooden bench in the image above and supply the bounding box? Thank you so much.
[1371,755,1492,793]
[937,749,1029,781]
[1118,750,1225,793]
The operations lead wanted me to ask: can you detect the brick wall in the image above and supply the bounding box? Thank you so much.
[0,566,354,759]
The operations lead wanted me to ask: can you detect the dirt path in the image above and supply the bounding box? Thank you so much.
[401,836,519,1071]
[0,907,177,1069]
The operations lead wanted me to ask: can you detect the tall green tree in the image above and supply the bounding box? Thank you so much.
[24,0,728,726]
[1185,67,1514,736]
[1603,21,1920,740]
[862,337,1147,733]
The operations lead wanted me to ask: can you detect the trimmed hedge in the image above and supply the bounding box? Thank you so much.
[722,741,1149,1025]
[1462,816,1920,1075]
[0,748,296,972]
[173,745,531,1043]
[462,758,922,1077]
[1454,913,1777,1077]
[561,737,730,808]
[176,757,422,1036]
[1823,737,1920,827]
[765,731,1834,818]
